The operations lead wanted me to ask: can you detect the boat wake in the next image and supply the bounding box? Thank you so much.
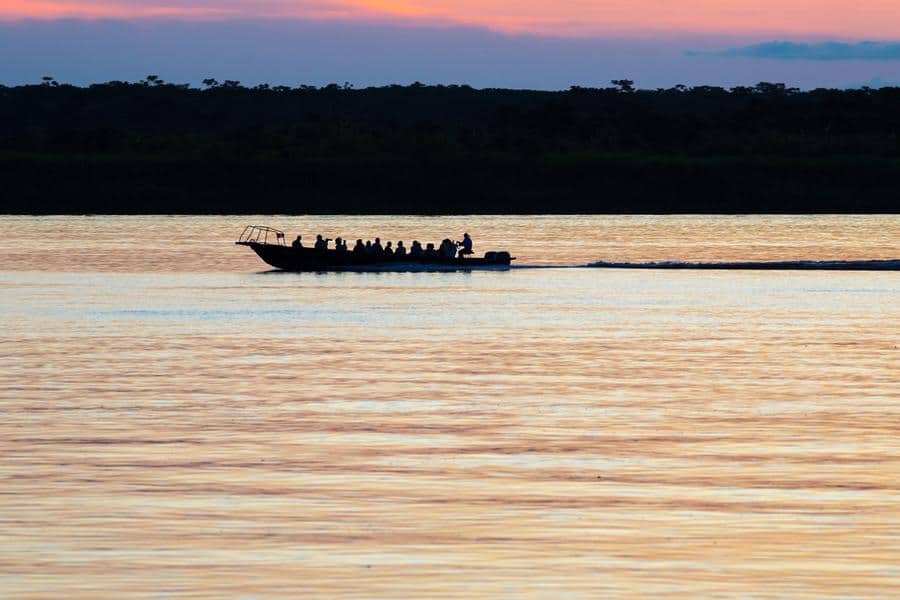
[584,259,900,272]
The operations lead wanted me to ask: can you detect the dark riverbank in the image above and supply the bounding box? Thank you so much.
[3,81,900,214]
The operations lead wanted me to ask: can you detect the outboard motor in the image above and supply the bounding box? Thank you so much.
[484,251,511,264]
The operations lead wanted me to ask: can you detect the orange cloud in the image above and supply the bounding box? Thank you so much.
[3,0,900,38]
[350,0,431,19]
[348,0,900,37]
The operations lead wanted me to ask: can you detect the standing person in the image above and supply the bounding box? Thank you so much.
[457,233,473,257]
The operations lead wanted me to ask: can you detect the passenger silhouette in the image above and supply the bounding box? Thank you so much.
[353,239,365,254]
[410,241,423,257]
[314,234,330,250]
[395,241,407,256]
[384,241,394,256]
[372,237,384,256]
[440,238,456,259]
[424,242,438,258]
[292,235,303,248]
[365,240,373,254]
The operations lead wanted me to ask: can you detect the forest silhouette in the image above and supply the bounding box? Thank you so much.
[2,78,899,213]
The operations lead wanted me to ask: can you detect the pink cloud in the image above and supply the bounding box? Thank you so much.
[0,0,348,20]
[3,0,900,38]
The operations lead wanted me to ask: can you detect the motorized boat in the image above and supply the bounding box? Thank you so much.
[236,226,515,272]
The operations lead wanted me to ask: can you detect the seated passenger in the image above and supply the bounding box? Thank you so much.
[440,238,456,259]
[424,242,438,258]
[457,233,474,257]
[314,234,330,250]
[353,239,365,254]
[291,235,303,248]
[334,237,346,252]
[395,241,407,256]
[384,241,394,256]
[372,237,384,256]
[365,240,373,254]
[410,241,423,257]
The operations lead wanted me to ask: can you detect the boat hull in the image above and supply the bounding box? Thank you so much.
[238,242,513,272]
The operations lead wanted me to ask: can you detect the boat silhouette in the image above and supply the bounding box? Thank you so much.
[236,226,514,272]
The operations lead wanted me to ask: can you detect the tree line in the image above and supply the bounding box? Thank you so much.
[2,78,900,213]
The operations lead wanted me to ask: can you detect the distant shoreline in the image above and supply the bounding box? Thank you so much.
[4,153,899,214]
[3,81,900,214]
[4,154,898,215]
[6,210,899,215]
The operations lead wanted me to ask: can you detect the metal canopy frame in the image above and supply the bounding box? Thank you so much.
[237,225,286,246]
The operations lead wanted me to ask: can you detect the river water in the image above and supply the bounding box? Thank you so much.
[1,215,899,597]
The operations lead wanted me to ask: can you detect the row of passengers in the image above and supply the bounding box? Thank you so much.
[292,234,347,250]
[352,238,444,258]
[293,233,473,258]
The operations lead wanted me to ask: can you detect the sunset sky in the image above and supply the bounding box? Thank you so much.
[3,0,900,88]
[4,0,900,37]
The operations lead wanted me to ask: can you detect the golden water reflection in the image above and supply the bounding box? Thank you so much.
[1,214,899,271]
[1,216,899,597]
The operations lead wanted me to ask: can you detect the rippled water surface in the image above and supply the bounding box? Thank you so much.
[2,215,899,597]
